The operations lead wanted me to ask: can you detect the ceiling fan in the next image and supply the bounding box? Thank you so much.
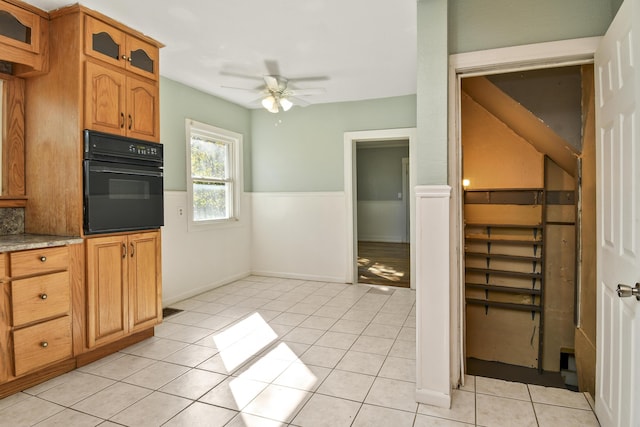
[221,61,326,113]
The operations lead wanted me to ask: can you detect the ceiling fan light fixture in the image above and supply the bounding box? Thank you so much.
[261,95,276,111]
[279,97,293,111]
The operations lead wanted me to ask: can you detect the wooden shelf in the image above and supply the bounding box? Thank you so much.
[466,267,542,279]
[466,298,542,312]
[466,282,541,296]
[465,252,542,263]
[466,223,542,229]
[465,237,543,246]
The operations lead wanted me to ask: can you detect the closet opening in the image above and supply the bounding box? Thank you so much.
[461,64,596,392]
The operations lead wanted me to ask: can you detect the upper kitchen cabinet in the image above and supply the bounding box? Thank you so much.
[0,0,49,77]
[85,60,158,141]
[25,5,162,236]
[84,15,158,81]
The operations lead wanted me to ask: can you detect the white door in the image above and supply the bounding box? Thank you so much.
[595,0,640,425]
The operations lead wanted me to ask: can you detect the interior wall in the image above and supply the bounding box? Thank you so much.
[543,159,576,372]
[462,92,545,368]
[575,65,596,397]
[160,78,253,304]
[357,144,409,243]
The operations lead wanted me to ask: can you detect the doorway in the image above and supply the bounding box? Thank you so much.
[450,40,597,394]
[344,128,417,289]
[355,140,410,288]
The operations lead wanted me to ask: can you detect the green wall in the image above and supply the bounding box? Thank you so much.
[449,0,615,54]
[251,95,416,192]
[357,145,409,201]
[417,0,617,185]
[160,77,252,191]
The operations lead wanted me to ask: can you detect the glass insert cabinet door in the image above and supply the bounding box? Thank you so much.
[0,2,41,54]
[84,15,158,79]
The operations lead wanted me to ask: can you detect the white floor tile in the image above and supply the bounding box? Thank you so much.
[534,403,600,427]
[291,393,360,427]
[475,376,531,401]
[122,361,190,390]
[418,389,475,424]
[163,344,219,367]
[414,414,474,426]
[272,362,331,392]
[163,401,237,427]
[351,335,394,356]
[0,396,64,427]
[71,382,151,419]
[378,356,416,382]
[314,331,359,349]
[33,408,103,427]
[242,384,311,423]
[528,384,591,409]
[299,345,346,368]
[198,377,268,411]
[226,412,286,427]
[476,394,537,427]
[335,350,386,376]
[110,391,191,427]
[352,404,415,427]
[316,369,375,402]
[364,377,418,412]
[35,372,115,407]
[160,369,227,400]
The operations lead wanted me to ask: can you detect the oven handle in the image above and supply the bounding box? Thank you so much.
[89,165,163,178]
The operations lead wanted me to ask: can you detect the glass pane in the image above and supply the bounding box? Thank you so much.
[193,181,228,220]
[0,11,31,44]
[130,49,154,73]
[191,137,228,180]
[92,32,120,59]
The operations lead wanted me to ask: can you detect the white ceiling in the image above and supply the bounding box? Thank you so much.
[23,0,417,109]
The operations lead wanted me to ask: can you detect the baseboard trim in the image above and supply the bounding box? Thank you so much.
[163,271,251,306]
[251,270,345,284]
[415,387,451,408]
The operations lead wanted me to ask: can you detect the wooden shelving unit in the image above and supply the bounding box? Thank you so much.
[464,189,546,371]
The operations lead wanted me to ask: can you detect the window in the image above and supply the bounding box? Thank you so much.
[186,119,242,226]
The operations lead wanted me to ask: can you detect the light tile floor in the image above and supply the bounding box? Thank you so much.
[0,276,600,426]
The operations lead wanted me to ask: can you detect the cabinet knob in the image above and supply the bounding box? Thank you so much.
[40,293,48,300]
[40,341,48,348]
[40,256,47,262]
[121,54,129,61]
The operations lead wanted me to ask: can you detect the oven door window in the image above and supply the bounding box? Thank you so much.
[84,160,163,234]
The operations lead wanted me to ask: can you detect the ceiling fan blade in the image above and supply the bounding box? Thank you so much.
[264,75,280,92]
[287,76,330,83]
[264,59,280,77]
[287,88,325,96]
[221,85,264,93]
[287,96,311,107]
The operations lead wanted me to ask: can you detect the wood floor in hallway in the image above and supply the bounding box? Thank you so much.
[357,241,410,288]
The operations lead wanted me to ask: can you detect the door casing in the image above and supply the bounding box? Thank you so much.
[448,37,601,386]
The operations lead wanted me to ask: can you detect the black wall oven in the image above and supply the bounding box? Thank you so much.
[83,130,164,235]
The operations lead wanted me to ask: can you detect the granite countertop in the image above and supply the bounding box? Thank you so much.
[0,234,83,252]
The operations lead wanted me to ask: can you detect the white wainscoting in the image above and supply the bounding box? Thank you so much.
[251,192,347,283]
[357,200,407,243]
[415,185,452,408]
[161,191,252,306]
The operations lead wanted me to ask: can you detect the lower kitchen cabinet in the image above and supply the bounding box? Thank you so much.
[86,230,162,348]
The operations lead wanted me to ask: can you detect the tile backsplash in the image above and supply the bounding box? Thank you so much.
[0,208,25,235]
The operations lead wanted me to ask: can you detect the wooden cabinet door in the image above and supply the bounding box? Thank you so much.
[84,15,125,69]
[125,76,159,142]
[128,231,161,332]
[85,61,126,136]
[125,35,158,80]
[86,235,128,347]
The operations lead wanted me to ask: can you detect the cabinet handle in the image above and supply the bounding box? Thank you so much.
[128,114,132,130]
[40,341,48,348]
[122,243,127,259]
[40,256,46,262]
[40,293,48,300]
[121,54,128,61]
[130,242,135,258]
[120,112,125,128]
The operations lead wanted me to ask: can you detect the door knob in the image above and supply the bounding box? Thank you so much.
[616,283,640,301]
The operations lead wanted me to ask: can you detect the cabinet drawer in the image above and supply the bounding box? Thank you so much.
[11,271,70,327]
[13,316,72,377]
[10,246,69,277]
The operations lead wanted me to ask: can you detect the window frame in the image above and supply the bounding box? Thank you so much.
[185,119,242,229]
